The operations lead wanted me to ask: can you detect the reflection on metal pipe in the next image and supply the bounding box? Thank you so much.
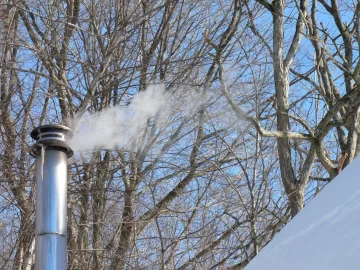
[30,125,73,270]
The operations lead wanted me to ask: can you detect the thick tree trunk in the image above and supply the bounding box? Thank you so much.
[92,152,110,270]
[272,0,303,217]
[287,186,305,215]
[110,187,135,270]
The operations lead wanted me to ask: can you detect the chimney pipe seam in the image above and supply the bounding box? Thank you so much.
[38,232,66,237]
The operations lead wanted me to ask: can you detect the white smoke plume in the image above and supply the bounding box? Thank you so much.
[68,84,203,152]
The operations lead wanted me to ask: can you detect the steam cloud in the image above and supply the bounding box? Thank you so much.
[68,84,202,152]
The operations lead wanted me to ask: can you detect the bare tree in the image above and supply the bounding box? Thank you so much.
[2,0,359,269]
[218,0,360,221]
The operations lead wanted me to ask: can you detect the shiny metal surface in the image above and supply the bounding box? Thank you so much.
[35,235,67,269]
[31,124,73,270]
[35,149,68,270]
[37,132,67,143]
[30,125,74,157]
[30,124,72,139]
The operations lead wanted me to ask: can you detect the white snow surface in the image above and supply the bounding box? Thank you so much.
[245,157,360,270]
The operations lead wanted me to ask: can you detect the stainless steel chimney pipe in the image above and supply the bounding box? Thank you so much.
[30,125,73,270]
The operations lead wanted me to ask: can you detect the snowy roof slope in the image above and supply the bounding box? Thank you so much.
[245,157,360,270]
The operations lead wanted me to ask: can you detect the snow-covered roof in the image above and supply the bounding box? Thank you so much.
[245,157,360,270]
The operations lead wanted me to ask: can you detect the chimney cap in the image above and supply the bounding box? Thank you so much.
[30,124,73,158]
[30,124,72,140]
